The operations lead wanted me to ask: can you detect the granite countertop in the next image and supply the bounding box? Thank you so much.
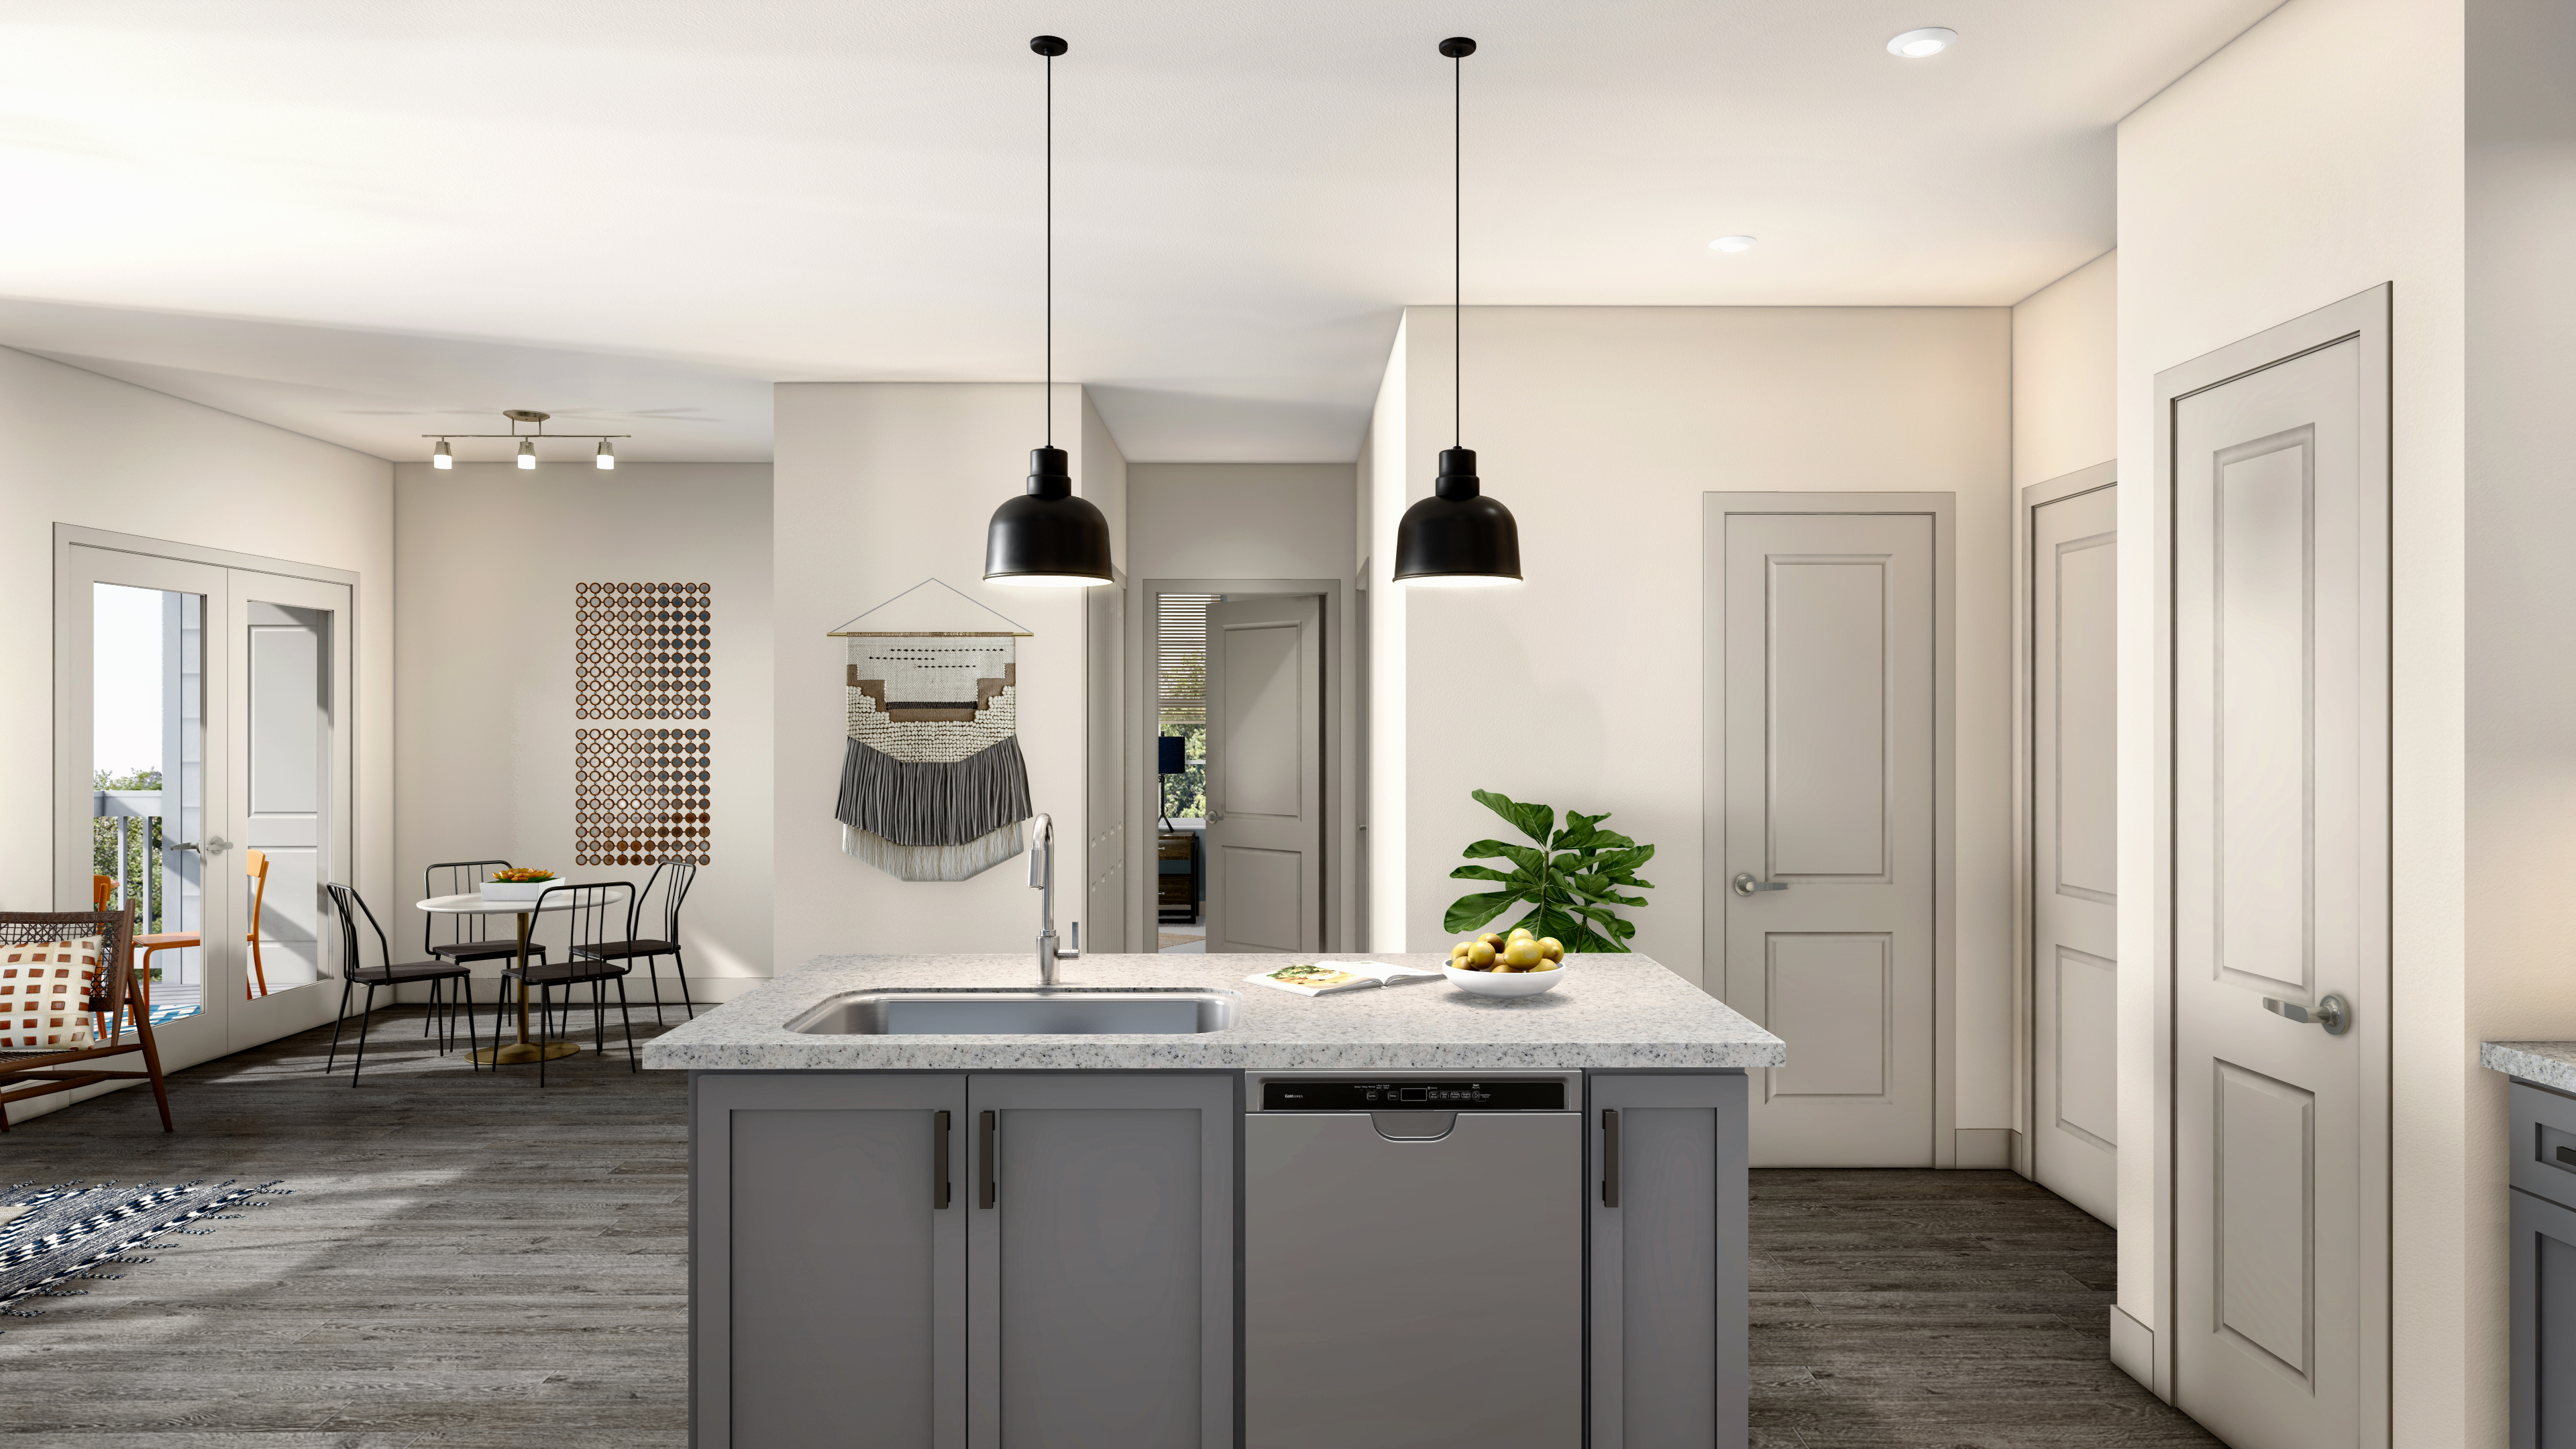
[641,952,1786,1073]
[2483,1042,2576,1093]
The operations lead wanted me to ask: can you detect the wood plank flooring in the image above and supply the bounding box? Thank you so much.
[0,1005,689,1449]
[5,1019,2220,1447]
[1752,1169,2220,1448]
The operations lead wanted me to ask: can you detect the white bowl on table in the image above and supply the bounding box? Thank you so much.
[1444,961,1567,998]
[480,879,557,903]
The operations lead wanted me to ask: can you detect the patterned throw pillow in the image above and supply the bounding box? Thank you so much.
[0,938,102,1049]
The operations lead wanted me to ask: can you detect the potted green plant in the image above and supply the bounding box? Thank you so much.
[1444,790,1655,952]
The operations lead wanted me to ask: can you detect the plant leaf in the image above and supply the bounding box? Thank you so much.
[1472,790,1556,847]
[1444,890,1523,934]
[1447,865,1518,883]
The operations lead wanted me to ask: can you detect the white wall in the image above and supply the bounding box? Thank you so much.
[771,383,1114,972]
[2013,252,2118,487]
[0,345,392,1120]
[2116,0,2466,1430]
[392,460,775,995]
[1366,305,2016,1138]
[1126,464,1357,580]
[2465,0,2576,1439]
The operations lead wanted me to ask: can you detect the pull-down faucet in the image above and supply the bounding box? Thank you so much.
[1028,813,1079,985]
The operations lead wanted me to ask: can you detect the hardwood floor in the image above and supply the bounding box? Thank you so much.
[1752,1169,2220,1448]
[0,1005,689,1448]
[5,1023,2218,1447]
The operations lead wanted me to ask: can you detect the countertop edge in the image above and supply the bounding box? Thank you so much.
[2483,1040,2576,1090]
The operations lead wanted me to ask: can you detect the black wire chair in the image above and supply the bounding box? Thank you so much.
[324,883,480,1086]
[577,859,698,1024]
[502,881,640,1087]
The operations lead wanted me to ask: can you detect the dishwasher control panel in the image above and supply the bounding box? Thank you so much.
[1259,1078,1567,1111]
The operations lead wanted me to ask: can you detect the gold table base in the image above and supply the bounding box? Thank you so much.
[475,1040,582,1065]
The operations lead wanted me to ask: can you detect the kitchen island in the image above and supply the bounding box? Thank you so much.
[649,951,1783,1449]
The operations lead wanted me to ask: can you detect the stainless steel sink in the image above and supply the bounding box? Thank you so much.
[788,988,1238,1036]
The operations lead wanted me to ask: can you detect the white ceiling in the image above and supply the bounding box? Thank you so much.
[0,1,2277,465]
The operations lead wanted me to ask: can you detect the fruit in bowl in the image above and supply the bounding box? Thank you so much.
[1448,926,1562,973]
[489,868,556,884]
[1444,927,1567,997]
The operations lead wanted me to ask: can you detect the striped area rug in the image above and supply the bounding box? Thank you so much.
[0,1179,289,1326]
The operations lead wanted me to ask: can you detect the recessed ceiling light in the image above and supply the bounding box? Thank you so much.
[1888,27,1956,58]
[1709,235,1757,254]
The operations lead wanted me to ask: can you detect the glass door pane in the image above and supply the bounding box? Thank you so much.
[92,583,206,1023]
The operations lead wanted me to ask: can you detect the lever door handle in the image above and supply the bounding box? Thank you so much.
[1732,873,1788,897]
[2262,993,2351,1036]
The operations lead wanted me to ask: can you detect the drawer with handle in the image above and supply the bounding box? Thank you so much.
[2510,1080,2576,1212]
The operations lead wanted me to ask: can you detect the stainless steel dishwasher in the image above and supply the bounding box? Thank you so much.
[1244,1071,1583,1449]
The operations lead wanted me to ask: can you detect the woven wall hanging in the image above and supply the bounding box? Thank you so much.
[830,582,1035,881]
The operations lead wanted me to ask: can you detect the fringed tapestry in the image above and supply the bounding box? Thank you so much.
[835,636,1032,881]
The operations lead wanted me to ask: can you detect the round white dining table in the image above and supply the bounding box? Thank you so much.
[417,892,582,1065]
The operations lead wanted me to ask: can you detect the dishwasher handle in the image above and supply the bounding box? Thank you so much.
[1600,1109,1620,1208]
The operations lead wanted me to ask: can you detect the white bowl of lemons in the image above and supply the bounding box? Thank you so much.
[1443,927,1568,998]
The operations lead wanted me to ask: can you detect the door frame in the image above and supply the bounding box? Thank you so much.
[2011,461,2118,1182]
[52,524,364,1078]
[1700,492,1960,1168]
[1126,577,1352,953]
[2148,283,2391,1432]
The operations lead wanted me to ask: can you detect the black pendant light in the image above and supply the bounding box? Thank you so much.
[1392,36,1522,588]
[985,34,1116,589]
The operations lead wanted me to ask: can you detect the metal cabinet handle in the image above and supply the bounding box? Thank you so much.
[2261,994,2351,1036]
[1731,873,1787,897]
[978,1110,998,1209]
[1601,1108,1621,1208]
[932,1110,952,1210]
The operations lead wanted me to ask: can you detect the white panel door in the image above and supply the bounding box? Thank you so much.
[2033,482,2118,1223]
[1721,513,1935,1167]
[229,571,352,1047]
[1205,596,1322,954]
[2172,330,2383,1448]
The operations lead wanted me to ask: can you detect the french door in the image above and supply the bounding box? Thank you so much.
[55,528,355,1074]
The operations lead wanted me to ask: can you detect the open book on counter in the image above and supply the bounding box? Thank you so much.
[1246,961,1446,997]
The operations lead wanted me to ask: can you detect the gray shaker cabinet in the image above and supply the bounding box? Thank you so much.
[1589,1071,1750,1449]
[2511,1079,2576,1449]
[690,1071,1235,1449]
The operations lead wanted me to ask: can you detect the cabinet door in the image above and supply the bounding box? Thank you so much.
[967,1073,1236,1449]
[692,1073,968,1449]
[1589,1071,1749,1449]
[2514,1187,2576,1449]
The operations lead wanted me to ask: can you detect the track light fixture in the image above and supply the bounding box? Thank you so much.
[983,34,1116,588]
[420,409,631,470]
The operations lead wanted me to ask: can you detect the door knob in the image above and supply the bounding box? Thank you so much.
[1732,873,1788,897]
[2262,994,2351,1036]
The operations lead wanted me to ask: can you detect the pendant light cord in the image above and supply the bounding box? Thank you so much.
[1453,46,1462,449]
[1046,49,1055,449]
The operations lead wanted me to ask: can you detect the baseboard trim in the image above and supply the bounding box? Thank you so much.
[2109,1305,2155,1392]
[1953,1126,2017,1169]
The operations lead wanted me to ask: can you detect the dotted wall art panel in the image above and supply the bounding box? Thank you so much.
[574,581,714,868]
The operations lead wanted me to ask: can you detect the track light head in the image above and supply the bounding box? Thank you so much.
[595,439,616,471]
[432,439,452,469]
[517,438,537,470]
